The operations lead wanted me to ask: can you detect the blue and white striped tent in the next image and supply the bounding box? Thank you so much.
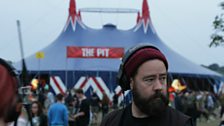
[14,0,223,99]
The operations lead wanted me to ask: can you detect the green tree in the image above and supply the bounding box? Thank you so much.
[211,2,224,47]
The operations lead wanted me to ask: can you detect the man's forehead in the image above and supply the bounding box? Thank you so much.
[143,72,167,77]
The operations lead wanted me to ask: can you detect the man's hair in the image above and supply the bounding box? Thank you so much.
[75,88,84,94]
[56,93,64,101]
[31,101,43,116]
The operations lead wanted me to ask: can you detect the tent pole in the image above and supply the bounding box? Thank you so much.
[73,70,75,88]
[96,71,99,77]
[38,58,40,82]
[195,75,200,91]
[109,71,112,92]
[207,78,215,93]
[17,20,29,86]
[65,58,68,89]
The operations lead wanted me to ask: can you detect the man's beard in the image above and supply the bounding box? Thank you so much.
[132,85,169,117]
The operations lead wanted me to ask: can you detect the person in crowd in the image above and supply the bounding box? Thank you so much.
[219,83,224,126]
[195,91,209,122]
[101,92,110,118]
[220,93,224,125]
[100,43,194,126]
[174,90,185,113]
[48,93,68,126]
[90,91,100,125]
[44,85,55,110]
[65,89,74,106]
[38,86,46,109]
[0,58,23,126]
[90,91,100,113]
[31,101,48,126]
[219,83,224,117]
[181,91,198,126]
[74,88,90,126]
[68,97,78,126]
[112,92,119,110]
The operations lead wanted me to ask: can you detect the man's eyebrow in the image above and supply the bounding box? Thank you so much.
[143,75,156,79]
[159,73,167,76]
[143,73,167,79]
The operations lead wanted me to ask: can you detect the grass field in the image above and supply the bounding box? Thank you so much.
[197,113,221,126]
[197,118,220,126]
[197,108,221,126]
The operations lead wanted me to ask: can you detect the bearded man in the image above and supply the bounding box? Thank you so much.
[100,44,194,126]
[0,58,22,126]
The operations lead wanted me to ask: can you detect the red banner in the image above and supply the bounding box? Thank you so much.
[67,46,124,58]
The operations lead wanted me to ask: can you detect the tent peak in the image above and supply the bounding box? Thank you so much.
[142,0,150,26]
[134,0,155,34]
[69,0,77,23]
[64,0,83,32]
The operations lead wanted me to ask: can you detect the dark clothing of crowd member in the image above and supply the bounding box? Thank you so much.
[76,98,90,126]
[74,88,90,126]
[101,92,110,117]
[31,101,48,126]
[112,93,119,109]
[101,104,192,126]
[90,92,100,112]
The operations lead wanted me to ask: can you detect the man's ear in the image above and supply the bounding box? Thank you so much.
[130,78,134,90]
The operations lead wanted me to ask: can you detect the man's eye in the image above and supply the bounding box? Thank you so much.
[160,76,166,81]
[144,78,154,82]
[159,77,167,84]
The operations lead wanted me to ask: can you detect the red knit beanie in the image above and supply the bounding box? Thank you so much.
[0,64,17,117]
[124,47,168,79]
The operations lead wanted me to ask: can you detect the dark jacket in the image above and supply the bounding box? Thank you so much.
[101,105,194,126]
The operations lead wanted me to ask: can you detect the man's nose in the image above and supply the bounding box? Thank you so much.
[153,79,163,91]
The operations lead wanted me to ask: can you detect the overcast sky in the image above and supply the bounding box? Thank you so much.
[0,0,223,66]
